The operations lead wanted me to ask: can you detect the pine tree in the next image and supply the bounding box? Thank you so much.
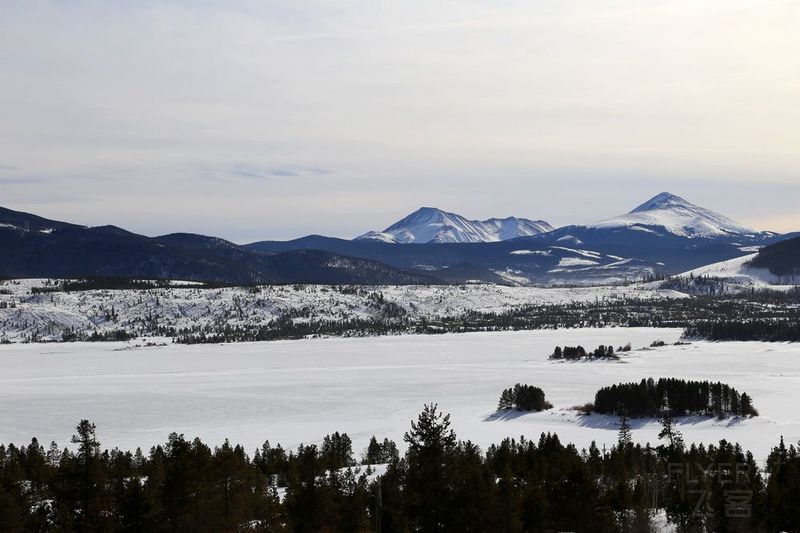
[618,414,632,448]
[498,388,514,410]
[70,419,105,530]
[657,411,684,452]
[404,404,458,531]
[741,393,756,416]
[320,432,354,470]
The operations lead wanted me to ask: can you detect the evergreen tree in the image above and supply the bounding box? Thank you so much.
[618,414,632,448]
[497,388,514,410]
[657,411,684,453]
[363,436,399,465]
[320,432,354,470]
[69,419,108,530]
[403,404,457,531]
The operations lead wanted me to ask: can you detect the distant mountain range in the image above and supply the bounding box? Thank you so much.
[249,193,793,285]
[0,193,795,286]
[356,207,553,243]
[0,206,439,285]
[356,193,773,245]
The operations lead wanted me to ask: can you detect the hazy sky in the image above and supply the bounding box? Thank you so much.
[1,0,798,242]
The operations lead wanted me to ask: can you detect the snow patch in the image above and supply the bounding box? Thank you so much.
[509,249,551,256]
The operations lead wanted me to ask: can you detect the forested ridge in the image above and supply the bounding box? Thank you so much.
[168,293,800,344]
[3,278,800,344]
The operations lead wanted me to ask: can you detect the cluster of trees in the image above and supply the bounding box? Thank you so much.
[685,320,800,342]
[172,316,412,344]
[30,278,182,294]
[363,437,399,465]
[594,378,757,418]
[550,344,624,360]
[497,384,552,412]
[61,329,134,342]
[3,408,800,531]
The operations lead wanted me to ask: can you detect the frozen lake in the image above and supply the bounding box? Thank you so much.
[1,328,797,462]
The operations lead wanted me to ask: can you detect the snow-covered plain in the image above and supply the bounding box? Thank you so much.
[0,328,796,463]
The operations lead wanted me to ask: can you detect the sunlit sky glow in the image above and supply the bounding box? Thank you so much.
[1,0,798,242]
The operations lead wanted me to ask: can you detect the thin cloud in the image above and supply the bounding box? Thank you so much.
[0,0,797,240]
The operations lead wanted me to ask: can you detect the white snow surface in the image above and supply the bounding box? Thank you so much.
[355,207,553,243]
[590,192,766,239]
[553,257,599,268]
[509,249,551,256]
[0,279,686,342]
[0,329,796,464]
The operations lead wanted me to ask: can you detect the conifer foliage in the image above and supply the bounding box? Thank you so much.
[0,411,796,531]
[594,378,758,418]
[497,384,552,412]
[549,344,619,360]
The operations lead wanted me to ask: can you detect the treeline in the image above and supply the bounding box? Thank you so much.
[172,316,412,344]
[61,329,134,342]
[497,384,551,412]
[3,407,800,531]
[594,378,757,418]
[172,295,800,345]
[550,343,629,360]
[685,320,800,342]
[30,278,180,294]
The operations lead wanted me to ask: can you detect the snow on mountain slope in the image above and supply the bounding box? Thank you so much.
[591,192,770,239]
[355,207,553,244]
[676,253,798,288]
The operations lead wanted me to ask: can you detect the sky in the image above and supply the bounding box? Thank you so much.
[1,0,798,242]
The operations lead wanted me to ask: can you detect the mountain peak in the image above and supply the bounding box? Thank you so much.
[356,208,553,244]
[592,192,762,239]
[630,192,693,213]
[385,207,454,233]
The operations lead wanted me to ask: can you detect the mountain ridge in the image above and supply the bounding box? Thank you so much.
[248,192,789,285]
[1,193,794,286]
[0,206,445,285]
[587,192,773,240]
[356,207,553,244]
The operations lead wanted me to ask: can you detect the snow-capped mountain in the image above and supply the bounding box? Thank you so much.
[356,207,553,244]
[589,192,772,239]
[248,192,791,285]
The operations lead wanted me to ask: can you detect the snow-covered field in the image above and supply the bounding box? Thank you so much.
[0,280,687,342]
[0,328,796,463]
